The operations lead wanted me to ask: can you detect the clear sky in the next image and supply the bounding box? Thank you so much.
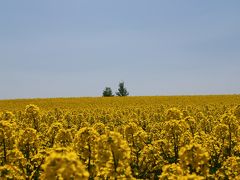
[0,1,240,99]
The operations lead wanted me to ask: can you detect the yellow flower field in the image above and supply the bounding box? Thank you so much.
[0,95,240,179]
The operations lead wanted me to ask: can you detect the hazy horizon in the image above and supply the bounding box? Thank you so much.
[1,1,240,99]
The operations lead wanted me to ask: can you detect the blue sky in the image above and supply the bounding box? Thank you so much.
[0,1,240,99]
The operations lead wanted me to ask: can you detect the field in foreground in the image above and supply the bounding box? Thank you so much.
[1,95,240,179]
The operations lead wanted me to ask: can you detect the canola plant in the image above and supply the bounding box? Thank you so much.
[0,95,240,179]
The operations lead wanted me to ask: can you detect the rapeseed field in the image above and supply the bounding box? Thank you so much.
[0,95,240,179]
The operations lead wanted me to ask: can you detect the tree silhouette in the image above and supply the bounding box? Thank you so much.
[102,87,114,97]
[116,82,129,96]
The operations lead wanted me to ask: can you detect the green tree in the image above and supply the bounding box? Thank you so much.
[102,87,114,97]
[116,82,129,96]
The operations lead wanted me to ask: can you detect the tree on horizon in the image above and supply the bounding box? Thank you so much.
[116,82,129,97]
[102,87,114,97]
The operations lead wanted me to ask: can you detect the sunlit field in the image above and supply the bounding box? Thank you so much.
[1,95,240,179]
